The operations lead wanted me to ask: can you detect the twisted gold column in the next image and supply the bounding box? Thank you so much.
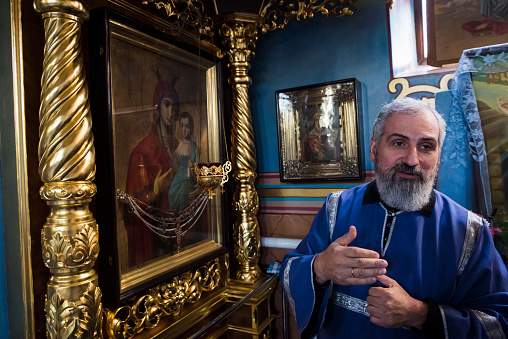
[34,0,102,337]
[219,18,261,282]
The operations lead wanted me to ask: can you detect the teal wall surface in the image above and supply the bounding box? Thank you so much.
[249,1,392,173]
[248,0,474,210]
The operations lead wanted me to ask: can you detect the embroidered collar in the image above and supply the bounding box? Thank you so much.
[362,180,435,218]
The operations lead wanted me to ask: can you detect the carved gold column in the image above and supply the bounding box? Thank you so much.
[34,0,102,337]
[219,15,261,282]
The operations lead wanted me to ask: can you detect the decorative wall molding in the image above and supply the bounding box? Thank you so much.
[388,73,454,107]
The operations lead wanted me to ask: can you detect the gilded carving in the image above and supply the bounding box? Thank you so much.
[46,282,103,339]
[105,259,221,339]
[235,187,259,213]
[42,224,99,269]
[219,18,262,282]
[36,10,96,183]
[34,1,102,338]
[140,0,213,37]
[220,22,258,64]
[40,182,96,201]
[259,0,358,33]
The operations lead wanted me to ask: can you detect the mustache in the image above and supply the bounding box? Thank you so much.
[389,163,424,180]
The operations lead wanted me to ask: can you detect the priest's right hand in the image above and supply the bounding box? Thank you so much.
[313,226,388,286]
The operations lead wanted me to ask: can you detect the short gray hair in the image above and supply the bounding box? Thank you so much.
[372,97,446,145]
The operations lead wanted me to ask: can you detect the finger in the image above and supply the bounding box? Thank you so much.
[369,314,385,327]
[345,247,382,260]
[335,226,357,246]
[163,168,173,177]
[368,286,387,298]
[344,247,382,266]
[377,274,397,288]
[366,302,382,315]
[351,267,387,278]
[347,276,378,285]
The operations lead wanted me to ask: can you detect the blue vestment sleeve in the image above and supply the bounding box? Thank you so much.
[441,223,508,338]
[279,194,336,336]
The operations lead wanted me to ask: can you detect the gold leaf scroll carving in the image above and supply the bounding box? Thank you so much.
[42,224,99,269]
[45,282,103,339]
[105,259,221,339]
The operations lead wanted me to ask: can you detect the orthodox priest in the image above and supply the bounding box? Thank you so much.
[280,98,508,338]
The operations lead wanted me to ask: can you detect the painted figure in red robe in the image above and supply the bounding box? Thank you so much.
[125,79,179,267]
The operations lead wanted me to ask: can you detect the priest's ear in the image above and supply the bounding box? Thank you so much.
[369,137,377,163]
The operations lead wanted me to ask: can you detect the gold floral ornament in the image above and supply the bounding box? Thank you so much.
[194,161,232,198]
[105,259,221,339]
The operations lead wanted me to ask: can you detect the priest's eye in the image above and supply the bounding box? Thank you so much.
[420,143,435,151]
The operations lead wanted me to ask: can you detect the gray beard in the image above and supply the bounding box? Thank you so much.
[375,161,438,212]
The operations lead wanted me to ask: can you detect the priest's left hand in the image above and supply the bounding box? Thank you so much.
[366,275,428,329]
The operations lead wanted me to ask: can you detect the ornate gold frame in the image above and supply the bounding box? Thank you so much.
[89,15,226,300]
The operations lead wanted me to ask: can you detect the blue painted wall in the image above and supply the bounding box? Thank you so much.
[248,0,474,211]
[249,1,392,173]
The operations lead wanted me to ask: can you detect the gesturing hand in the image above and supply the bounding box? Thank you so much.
[313,226,388,286]
[366,275,428,329]
[153,168,174,196]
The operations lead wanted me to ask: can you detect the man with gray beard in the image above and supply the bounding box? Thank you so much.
[280,98,508,338]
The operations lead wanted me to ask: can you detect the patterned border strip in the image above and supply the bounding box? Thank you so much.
[284,257,297,317]
[327,191,342,242]
[450,210,483,301]
[472,309,506,339]
[331,291,370,317]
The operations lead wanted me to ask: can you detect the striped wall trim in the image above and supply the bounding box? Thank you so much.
[331,291,370,317]
[472,309,506,339]
[327,191,342,242]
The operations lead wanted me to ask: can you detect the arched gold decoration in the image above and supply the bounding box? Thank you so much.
[105,259,221,339]
[220,18,262,282]
[34,0,102,337]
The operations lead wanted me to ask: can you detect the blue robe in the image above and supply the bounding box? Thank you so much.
[168,140,199,212]
[280,181,508,338]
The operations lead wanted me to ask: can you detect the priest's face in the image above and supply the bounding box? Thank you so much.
[369,111,442,211]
